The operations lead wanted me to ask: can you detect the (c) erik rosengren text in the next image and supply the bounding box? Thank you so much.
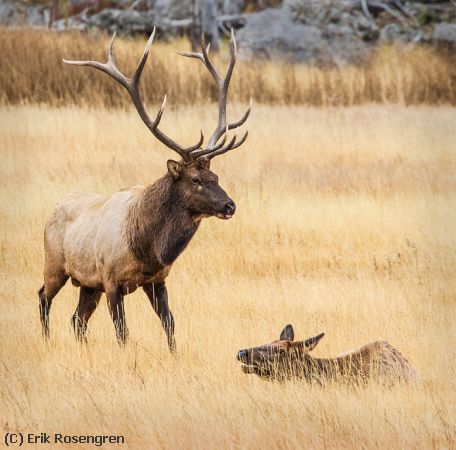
[3,432,125,446]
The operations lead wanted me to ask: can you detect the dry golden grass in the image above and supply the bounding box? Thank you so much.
[1,102,455,448]
[1,27,455,107]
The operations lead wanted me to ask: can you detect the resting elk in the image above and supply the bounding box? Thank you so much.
[38,29,250,352]
[237,325,416,383]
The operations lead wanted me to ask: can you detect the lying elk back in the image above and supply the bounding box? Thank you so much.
[237,324,417,383]
[38,29,250,352]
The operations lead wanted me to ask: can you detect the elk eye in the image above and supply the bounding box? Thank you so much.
[192,177,202,185]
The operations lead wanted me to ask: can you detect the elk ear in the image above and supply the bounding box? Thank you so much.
[279,324,294,341]
[303,333,325,352]
[167,160,183,179]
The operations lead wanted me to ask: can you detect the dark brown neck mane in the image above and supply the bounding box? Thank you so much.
[126,174,200,271]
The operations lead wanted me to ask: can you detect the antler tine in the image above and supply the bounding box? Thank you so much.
[175,30,250,161]
[186,130,205,152]
[153,95,167,128]
[206,130,248,160]
[64,30,139,95]
[209,132,228,151]
[204,134,237,156]
[176,50,204,63]
[206,28,238,149]
[190,132,228,158]
[177,39,221,87]
[107,30,117,64]
[227,99,252,130]
[64,28,201,162]
[222,29,237,93]
[201,37,222,86]
[131,27,155,83]
[195,127,242,159]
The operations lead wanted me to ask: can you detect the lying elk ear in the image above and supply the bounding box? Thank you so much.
[279,324,294,341]
[303,333,325,352]
[167,160,183,179]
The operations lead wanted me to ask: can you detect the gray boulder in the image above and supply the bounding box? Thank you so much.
[379,23,423,43]
[237,7,370,64]
[221,0,245,15]
[285,0,344,25]
[0,0,48,27]
[379,23,402,41]
[433,22,456,44]
[87,8,156,34]
[0,1,16,25]
[237,9,322,62]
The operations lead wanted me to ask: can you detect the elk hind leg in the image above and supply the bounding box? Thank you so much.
[71,286,102,342]
[39,272,69,338]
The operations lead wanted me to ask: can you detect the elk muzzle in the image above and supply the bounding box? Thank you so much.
[237,348,264,375]
[216,200,236,220]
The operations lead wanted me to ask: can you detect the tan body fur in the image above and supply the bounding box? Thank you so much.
[45,187,169,295]
[308,340,417,383]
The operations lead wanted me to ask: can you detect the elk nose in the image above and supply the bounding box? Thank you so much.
[225,201,236,216]
[237,350,247,361]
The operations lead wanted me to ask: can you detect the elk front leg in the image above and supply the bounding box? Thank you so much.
[143,283,176,352]
[106,286,128,346]
[71,286,102,342]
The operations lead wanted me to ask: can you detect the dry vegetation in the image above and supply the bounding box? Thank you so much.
[1,28,456,449]
[1,27,456,107]
[1,103,455,448]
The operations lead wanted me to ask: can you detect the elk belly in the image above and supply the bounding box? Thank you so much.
[121,281,138,295]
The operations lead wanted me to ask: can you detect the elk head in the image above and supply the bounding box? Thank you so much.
[237,325,325,380]
[63,29,250,221]
[166,158,236,220]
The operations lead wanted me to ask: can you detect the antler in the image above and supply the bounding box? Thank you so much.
[63,28,250,163]
[63,28,203,163]
[176,28,251,161]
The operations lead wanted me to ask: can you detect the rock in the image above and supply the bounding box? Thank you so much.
[52,17,86,31]
[25,4,48,26]
[0,0,48,27]
[2,0,456,64]
[0,1,17,26]
[237,8,369,64]
[221,0,244,15]
[379,23,424,44]
[237,9,321,62]
[433,22,456,44]
[162,0,197,21]
[379,23,402,42]
[86,8,156,34]
[353,14,371,32]
[338,11,354,26]
[285,0,342,25]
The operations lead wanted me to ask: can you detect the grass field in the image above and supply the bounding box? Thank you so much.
[1,27,455,107]
[1,102,455,448]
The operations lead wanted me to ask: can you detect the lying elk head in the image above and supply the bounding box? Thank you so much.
[237,324,325,380]
[64,28,250,222]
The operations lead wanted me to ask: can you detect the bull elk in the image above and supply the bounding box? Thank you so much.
[38,29,250,352]
[237,325,416,383]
